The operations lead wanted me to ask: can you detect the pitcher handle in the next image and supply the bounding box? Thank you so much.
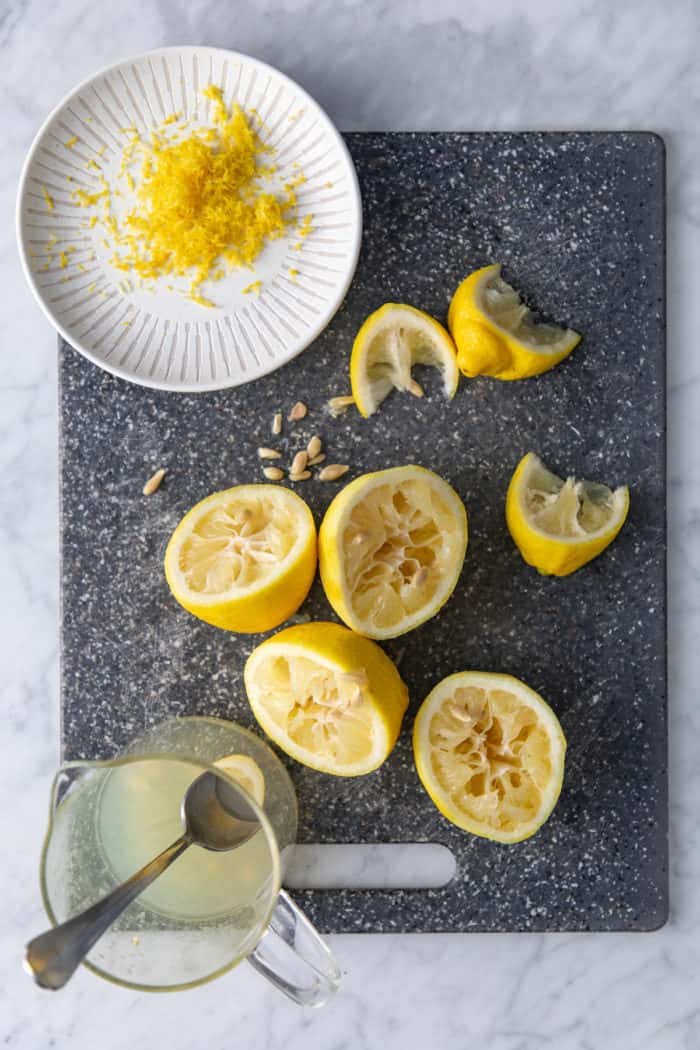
[246,889,341,1006]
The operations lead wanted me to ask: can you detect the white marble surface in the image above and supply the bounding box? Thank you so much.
[2,0,699,1046]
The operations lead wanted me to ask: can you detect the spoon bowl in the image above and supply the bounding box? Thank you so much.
[182,771,260,851]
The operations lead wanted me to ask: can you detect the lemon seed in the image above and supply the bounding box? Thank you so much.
[143,467,166,495]
[446,701,471,723]
[291,450,308,475]
[327,395,354,415]
[288,401,308,421]
[307,435,322,458]
[319,464,349,481]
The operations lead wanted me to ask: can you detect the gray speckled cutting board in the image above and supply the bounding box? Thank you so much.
[59,132,667,933]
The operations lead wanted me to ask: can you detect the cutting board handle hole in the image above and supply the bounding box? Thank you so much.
[282,843,456,890]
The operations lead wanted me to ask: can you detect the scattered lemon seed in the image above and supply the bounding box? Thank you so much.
[408,378,424,398]
[289,470,311,482]
[272,412,283,435]
[308,453,326,466]
[258,447,281,460]
[307,436,322,459]
[263,466,284,481]
[319,464,350,481]
[143,467,166,495]
[291,450,308,475]
[288,401,307,422]
[327,395,355,415]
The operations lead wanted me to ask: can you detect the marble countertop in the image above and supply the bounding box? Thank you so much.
[2,1,698,1047]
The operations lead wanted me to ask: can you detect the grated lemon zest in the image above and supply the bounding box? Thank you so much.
[72,85,296,307]
[189,292,215,308]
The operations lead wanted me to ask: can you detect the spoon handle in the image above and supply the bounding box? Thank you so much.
[25,835,190,990]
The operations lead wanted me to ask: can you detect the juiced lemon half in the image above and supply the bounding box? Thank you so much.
[244,622,409,776]
[350,303,459,417]
[164,485,316,633]
[413,672,566,843]
[448,264,581,380]
[318,465,468,640]
[506,452,630,576]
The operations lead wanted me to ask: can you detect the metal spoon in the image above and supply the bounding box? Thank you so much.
[25,770,260,990]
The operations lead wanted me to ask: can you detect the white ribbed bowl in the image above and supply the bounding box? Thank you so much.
[17,47,362,391]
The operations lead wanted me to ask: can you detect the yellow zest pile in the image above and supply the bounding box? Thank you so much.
[70,85,307,306]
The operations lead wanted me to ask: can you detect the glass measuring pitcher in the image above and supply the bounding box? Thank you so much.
[37,716,340,1004]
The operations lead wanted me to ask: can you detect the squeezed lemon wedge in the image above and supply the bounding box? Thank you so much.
[448,264,581,380]
[506,452,629,576]
[350,303,459,417]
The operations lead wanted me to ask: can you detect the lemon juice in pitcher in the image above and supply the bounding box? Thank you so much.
[96,755,273,921]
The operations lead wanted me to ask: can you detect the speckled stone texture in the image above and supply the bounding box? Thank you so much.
[59,132,666,933]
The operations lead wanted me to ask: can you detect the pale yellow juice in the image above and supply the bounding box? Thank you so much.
[97,759,273,921]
